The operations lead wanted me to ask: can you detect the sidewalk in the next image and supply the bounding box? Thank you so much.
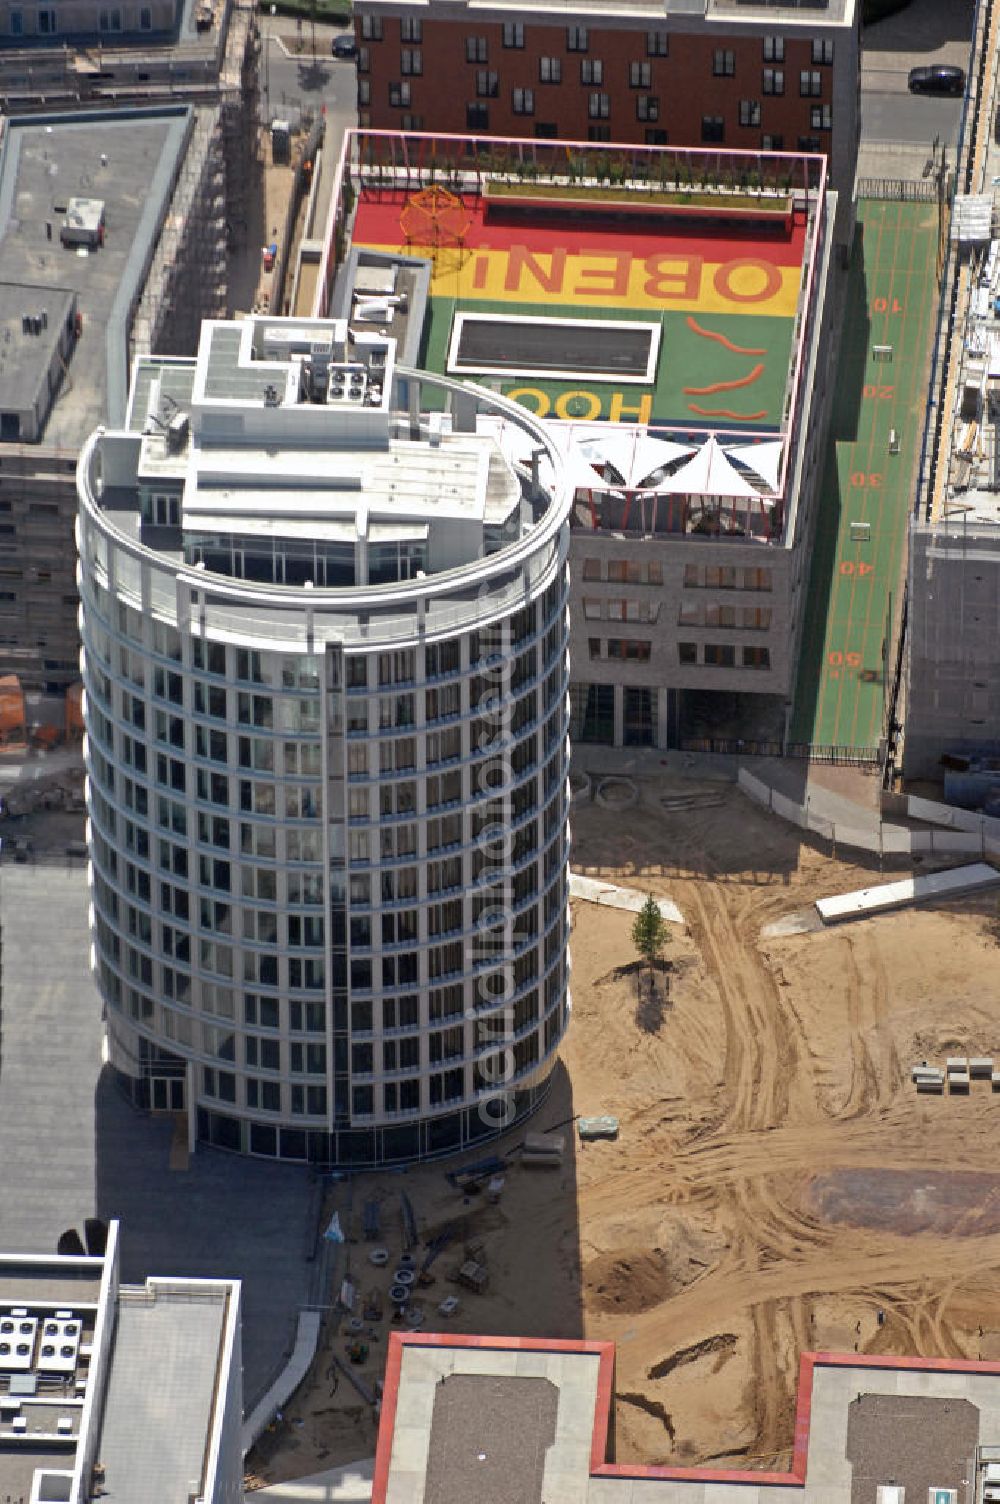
[248,1457,373,1502]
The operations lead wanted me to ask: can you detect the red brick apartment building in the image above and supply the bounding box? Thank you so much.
[352,0,859,239]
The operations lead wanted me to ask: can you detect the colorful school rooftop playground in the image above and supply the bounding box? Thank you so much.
[320,131,827,547]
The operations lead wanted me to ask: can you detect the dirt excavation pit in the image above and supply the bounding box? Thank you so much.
[584,1227,724,1316]
[251,762,1000,1487]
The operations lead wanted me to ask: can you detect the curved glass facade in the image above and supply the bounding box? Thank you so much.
[77,338,572,1164]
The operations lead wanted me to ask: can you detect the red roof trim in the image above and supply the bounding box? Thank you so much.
[372,1337,1000,1502]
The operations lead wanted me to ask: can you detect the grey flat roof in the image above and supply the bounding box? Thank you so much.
[361,0,855,23]
[95,1286,229,1504]
[0,281,74,419]
[425,1374,559,1504]
[0,107,193,449]
[0,1270,102,1305]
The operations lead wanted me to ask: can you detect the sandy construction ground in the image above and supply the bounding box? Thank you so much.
[248,763,1000,1485]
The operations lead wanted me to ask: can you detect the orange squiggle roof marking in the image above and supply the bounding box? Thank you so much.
[685,315,766,356]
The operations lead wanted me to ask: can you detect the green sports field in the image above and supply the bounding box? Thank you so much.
[419,300,795,428]
[789,199,941,751]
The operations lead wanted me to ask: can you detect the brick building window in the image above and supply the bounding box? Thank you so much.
[357,46,370,72]
[588,91,610,118]
[580,58,603,84]
[646,30,668,57]
[388,81,411,107]
[401,114,423,130]
[467,102,489,129]
[811,103,832,129]
[400,48,422,74]
[645,128,668,145]
[800,69,822,96]
[588,125,611,141]
[502,21,524,47]
[567,26,588,51]
[636,95,659,122]
[739,99,761,126]
[798,134,821,151]
[812,38,834,64]
[761,133,784,150]
[763,35,784,62]
[358,79,371,105]
[608,640,652,662]
[360,14,382,40]
[400,16,421,41]
[513,87,535,115]
[466,35,487,62]
[713,49,735,77]
[629,61,651,88]
[701,115,724,143]
[539,56,561,82]
[476,70,498,96]
[763,68,784,95]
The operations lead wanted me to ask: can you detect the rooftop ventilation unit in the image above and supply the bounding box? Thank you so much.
[60,197,105,249]
[0,1314,37,1370]
[260,325,338,362]
[38,1316,81,1374]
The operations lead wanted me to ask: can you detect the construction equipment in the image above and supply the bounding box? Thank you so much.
[400,1192,418,1251]
[454,1259,489,1294]
[520,1132,566,1169]
[445,1155,506,1192]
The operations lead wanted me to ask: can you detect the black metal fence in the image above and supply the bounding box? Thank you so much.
[681,737,880,768]
[857,177,939,202]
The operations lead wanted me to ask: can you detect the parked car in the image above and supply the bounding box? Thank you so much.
[907,64,966,96]
[331,33,357,59]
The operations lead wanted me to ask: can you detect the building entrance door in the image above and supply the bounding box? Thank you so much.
[150,1076,185,1112]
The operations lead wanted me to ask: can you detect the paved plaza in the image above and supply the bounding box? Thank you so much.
[0,862,315,1405]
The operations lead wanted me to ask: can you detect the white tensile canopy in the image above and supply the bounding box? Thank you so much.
[575,431,694,489]
[655,434,762,498]
[723,439,785,493]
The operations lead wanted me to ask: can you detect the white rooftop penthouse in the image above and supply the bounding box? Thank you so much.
[0,1221,242,1504]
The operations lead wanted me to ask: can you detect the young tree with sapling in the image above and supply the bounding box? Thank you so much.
[631,894,668,976]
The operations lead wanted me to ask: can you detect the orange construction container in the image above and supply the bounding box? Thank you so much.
[0,674,26,746]
[65,680,85,740]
